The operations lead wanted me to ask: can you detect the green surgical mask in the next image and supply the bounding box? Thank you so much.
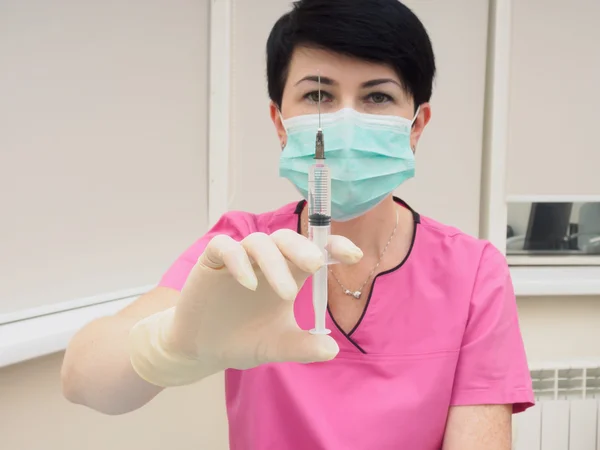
[279,107,418,221]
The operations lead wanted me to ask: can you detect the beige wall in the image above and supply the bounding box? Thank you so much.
[0,353,229,450]
[0,0,211,316]
[518,296,600,363]
[507,0,600,197]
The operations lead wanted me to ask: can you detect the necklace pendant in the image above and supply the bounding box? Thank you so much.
[344,289,361,299]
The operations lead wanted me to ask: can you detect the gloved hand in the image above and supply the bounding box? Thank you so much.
[129,229,362,387]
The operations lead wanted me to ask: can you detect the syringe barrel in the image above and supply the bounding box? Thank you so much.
[309,222,330,335]
[308,163,331,225]
[307,162,331,336]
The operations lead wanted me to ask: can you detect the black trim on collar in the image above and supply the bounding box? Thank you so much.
[293,196,420,354]
[294,200,305,215]
[347,203,418,338]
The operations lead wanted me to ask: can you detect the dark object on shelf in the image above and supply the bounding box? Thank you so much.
[507,225,515,239]
[524,202,573,251]
[568,223,579,250]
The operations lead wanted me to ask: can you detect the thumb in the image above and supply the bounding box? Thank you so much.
[273,330,340,364]
[327,235,363,265]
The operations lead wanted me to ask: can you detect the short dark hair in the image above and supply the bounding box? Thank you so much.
[266,0,436,111]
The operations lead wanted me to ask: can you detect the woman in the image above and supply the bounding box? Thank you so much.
[61,1,534,448]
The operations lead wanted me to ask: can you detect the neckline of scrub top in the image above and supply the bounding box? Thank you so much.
[293,196,420,354]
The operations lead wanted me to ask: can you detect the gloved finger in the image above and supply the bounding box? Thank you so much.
[270,228,325,274]
[241,233,299,302]
[199,234,258,291]
[268,329,340,364]
[326,235,363,265]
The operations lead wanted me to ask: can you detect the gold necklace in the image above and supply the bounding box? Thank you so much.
[302,210,399,299]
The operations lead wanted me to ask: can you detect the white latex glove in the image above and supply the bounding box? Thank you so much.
[129,229,362,387]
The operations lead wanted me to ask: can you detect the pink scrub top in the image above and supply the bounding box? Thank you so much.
[159,198,534,450]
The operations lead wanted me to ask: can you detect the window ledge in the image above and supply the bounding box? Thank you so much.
[0,292,146,368]
[511,266,600,297]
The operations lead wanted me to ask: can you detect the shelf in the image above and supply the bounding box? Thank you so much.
[507,195,600,203]
[511,266,600,297]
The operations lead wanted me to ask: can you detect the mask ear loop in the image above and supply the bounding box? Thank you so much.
[278,109,288,148]
[411,106,421,126]
[410,106,421,152]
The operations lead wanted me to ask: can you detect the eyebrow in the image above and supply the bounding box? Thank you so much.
[362,78,402,88]
[294,75,337,86]
[294,75,402,89]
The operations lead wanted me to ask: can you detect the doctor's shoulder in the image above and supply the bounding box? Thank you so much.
[415,214,512,298]
[204,201,301,241]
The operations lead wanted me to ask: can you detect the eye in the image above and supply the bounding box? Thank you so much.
[304,90,332,104]
[366,92,393,104]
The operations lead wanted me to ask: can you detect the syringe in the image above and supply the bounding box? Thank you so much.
[308,74,332,336]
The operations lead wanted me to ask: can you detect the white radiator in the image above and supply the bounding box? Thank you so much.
[513,363,600,450]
